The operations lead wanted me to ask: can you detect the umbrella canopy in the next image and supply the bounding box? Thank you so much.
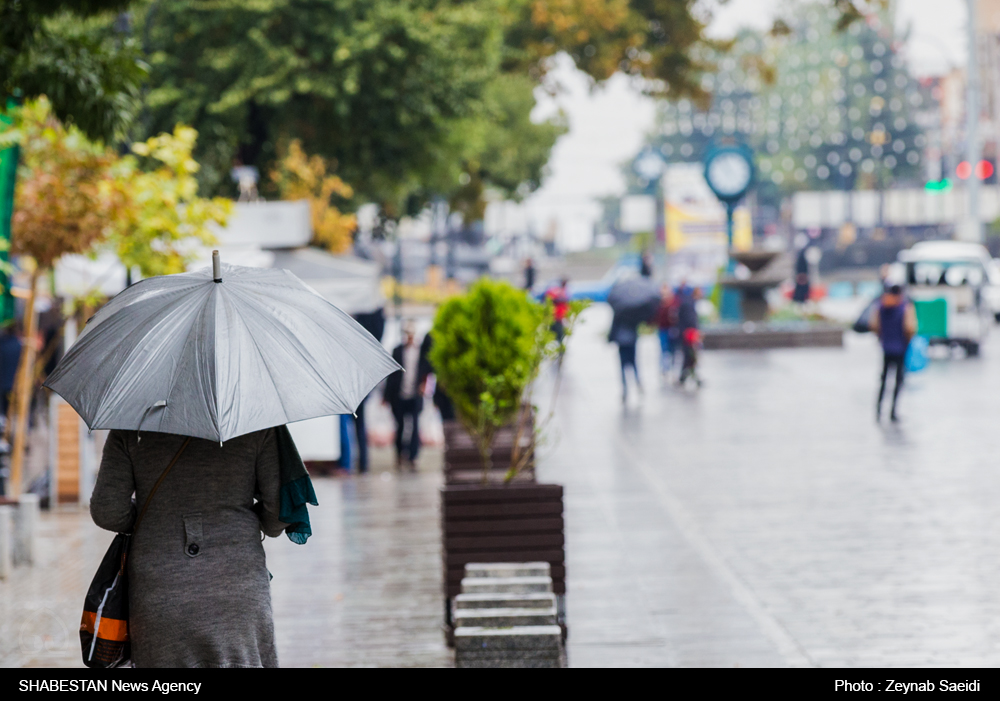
[44,261,401,443]
[607,275,661,325]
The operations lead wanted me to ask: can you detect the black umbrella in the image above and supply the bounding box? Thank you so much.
[607,276,661,326]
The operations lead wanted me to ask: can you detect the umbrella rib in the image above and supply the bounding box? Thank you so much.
[227,287,363,410]
[229,299,293,427]
[159,301,220,441]
[89,292,203,428]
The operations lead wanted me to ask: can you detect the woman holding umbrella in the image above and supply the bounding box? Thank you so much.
[47,253,399,668]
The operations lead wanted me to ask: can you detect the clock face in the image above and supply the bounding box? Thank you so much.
[707,151,752,199]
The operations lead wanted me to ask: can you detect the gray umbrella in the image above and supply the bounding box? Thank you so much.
[44,257,401,443]
[607,275,661,325]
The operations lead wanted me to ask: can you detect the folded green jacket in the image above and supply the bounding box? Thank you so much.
[275,425,318,544]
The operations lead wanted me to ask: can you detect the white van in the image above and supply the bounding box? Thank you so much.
[895,241,995,356]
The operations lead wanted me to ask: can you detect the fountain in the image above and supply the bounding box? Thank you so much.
[702,248,844,350]
[719,249,785,321]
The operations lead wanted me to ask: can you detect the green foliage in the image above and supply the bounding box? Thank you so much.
[429,278,546,445]
[500,0,709,99]
[1,2,147,143]
[435,73,567,222]
[108,125,233,277]
[430,277,587,482]
[138,0,503,206]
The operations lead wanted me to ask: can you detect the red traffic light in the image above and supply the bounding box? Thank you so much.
[956,160,994,180]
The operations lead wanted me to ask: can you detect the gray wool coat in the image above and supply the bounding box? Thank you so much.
[90,428,288,668]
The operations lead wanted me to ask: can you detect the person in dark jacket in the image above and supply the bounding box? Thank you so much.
[383,323,429,469]
[609,312,642,403]
[793,245,811,304]
[0,324,21,420]
[676,288,702,388]
[871,284,916,422]
[351,308,386,473]
[420,333,455,421]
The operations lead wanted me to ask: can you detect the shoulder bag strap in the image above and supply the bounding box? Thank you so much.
[132,436,192,534]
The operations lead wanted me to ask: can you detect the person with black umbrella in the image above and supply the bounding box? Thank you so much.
[607,275,661,403]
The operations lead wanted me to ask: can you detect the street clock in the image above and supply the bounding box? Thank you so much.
[702,140,756,323]
[703,143,755,204]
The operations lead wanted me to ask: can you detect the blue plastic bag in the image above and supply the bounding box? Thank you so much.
[905,335,929,372]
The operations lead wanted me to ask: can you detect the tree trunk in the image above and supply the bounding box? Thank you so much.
[8,269,40,499]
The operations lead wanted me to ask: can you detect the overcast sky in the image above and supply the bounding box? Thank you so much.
[515,0,971,251]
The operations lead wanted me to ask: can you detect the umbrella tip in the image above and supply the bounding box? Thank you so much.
[213,250,222,283]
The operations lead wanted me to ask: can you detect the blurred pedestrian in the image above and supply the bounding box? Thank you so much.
[546,277,570,345]
[0,323,21,420]
[871,284,916,422]
[609,311,642,403]
[90,428,288,667]
[351,308,386,473]
[640,251,653,278]
[384,321,427,469]
[793,245,810,304]
[676,288,703,388]
[655,285,676,376]
[421,332,455,421]
[523,258,536,291]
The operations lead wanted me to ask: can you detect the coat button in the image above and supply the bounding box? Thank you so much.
[187,543,200,556]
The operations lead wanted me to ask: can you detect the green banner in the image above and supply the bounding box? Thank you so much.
[0,103,18,325]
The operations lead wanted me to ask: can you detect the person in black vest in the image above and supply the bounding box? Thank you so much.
[871,284,916,422]
[383,322,428,470]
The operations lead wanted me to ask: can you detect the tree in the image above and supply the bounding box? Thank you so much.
[108,126,232,278]
[137,0,503,209]
[429,278,549,483]
[4,98,229,496]
[270,140,356,254]
[500,0,709,98]
[6,98,122,496]
[1,1,147,142]
[425,73,567,223]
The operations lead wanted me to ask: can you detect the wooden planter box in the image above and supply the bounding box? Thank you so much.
[441,482,566,643]
[443,420,535,485]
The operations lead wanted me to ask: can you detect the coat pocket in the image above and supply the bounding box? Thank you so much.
[182,513,203,558]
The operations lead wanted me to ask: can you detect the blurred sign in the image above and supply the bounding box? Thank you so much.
[0,103,17,324]
[791,187,1000,228]
[620,195,657,233]
[664,163,751,254]
[214,200,312,248]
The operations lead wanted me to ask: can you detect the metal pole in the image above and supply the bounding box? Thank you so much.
[962,0,982,241]
[720,203,742,321]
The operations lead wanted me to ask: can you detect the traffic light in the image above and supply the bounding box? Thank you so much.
[925,178,952,192]
[955,160,994,180]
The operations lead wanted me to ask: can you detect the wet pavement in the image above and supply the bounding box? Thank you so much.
[545,305,1000,667]
[6,303,1000,667]
[0,447,452,668]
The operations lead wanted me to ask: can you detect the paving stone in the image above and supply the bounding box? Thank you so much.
[454,592,557,610]
[460,576,553,595]
[456,655,563,668]
[453,607,557,627]
[464,562,550,579]
[454,625,563,652]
